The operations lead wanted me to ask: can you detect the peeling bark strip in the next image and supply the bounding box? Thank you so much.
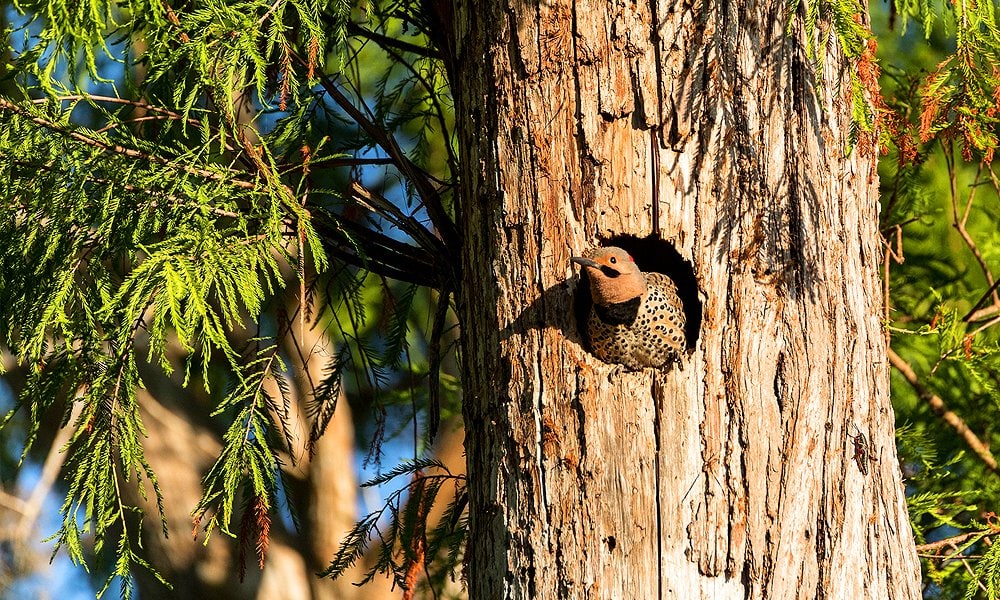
[454,0,922,596]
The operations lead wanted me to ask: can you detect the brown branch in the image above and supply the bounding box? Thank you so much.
[963,276,1000,322]
[965,302,1000,323]
[347,181,444,255]
[257,0,286,25]
[941,152,1000,322]
[312,214,443,287]
[298,156,398,169]
[376,41,458,178]
[951,163,993,288]
[344,21,440,59]
[888,347,999,472]
[292,49,460,255]
[966,315,1000,339]
[160,0,191,43]
[33,94,188,117]
[961,163,1000,322]
[952,163,998,308]
[93,114,174,133]
[915,531,992,555]
[0,98,257,190]
[35,94,240,153]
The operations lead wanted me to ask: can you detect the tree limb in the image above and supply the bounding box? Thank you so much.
[291,49,461,257]
[344,21,440,59]
[915,530,992,555]
[888,348,999,472]
[313,213,443,287]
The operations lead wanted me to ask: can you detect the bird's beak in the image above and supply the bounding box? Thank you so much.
[571,256,600,269]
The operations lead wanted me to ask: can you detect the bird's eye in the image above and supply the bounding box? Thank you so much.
[628,255,634,262]
[609,257,617,264]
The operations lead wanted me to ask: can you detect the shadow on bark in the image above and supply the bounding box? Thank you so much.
[498,234,702,365]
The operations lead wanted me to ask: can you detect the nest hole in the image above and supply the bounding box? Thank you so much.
[573,234,702,353]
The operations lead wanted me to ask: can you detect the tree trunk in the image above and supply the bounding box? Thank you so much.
[453,0,923,597]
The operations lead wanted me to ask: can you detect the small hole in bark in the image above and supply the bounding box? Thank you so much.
[573,234,702,353]
[605,535,617,551]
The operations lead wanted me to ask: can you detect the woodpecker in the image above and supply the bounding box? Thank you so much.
[571,247,686,369]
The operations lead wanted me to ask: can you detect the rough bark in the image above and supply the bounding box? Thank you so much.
[453,0,922,597]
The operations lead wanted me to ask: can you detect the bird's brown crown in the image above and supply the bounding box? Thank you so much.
[571,246,647,306]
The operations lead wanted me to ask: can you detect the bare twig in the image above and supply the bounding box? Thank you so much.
[882,225,904,343]
[943,151,1000,321]
[888,348,999,472]
[258,0,286,25]
[961,162,1000,322]
[963,277,1000,322]
[949,161,993,290]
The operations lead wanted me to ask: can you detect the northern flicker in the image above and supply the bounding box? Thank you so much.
[571,246,686,370]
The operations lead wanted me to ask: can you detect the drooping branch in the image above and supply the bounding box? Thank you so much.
[0,98,257,190]
[312,213,444,288]
[293,49,461,256]
[9,159,242,219]
[347,182,446,258]
[344,21,440,59]
[915,530,993,556]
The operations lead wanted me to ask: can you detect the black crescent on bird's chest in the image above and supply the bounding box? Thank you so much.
[594,297,641,326]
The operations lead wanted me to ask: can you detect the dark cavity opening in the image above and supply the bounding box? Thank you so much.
[573,234,702,352]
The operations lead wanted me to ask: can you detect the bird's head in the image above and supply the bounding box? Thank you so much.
[571,246,646,305]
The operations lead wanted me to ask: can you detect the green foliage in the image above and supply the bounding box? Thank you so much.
[320,458,466,593]
[970,540,1000,600]
[194,343,291,541]
[1,0,459,595]
[875,0,1000,588]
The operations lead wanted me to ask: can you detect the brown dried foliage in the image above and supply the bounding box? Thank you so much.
[401,471,430,599]
[238,495,272,581]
